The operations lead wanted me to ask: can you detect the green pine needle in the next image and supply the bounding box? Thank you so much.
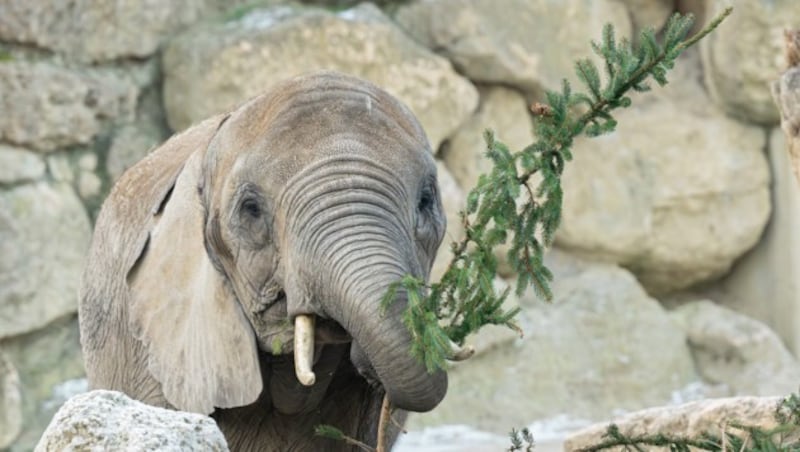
[384,7,733,374]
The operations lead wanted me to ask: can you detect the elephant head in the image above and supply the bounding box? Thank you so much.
[122,71,448,416]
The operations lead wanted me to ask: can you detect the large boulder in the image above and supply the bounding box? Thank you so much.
[395,0,631,96]
[0,0,225,62]
[441,86,533,190]
[407,250,698,433]
[670,300,800,397]
[565,396,791,451]
[556,52,770,293]
[618,0,673,35]
[0,62,137,152]
[1,315,86,452]
[430,161,466,282]
[162,3,478,151]
[0,182,91,338]
[0,350,21,449]
[0,145,45,184]
[36,390,229,451]
[701,0,800,125]
[106,88,170,183]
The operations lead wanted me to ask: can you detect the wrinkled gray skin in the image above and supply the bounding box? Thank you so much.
[79,71,447,451]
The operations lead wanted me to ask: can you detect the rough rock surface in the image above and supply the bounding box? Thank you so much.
[618,0,673,34]
[395,0,631,96]
[701,0,800,124]
[774,66,800,185]
[442,86,533,190]
[163,3,477,150]
[0,62,137,152]
[565,396,788,451]
[671,300,800,397]
[1,315,86,452]
[408,250,697,432]
[0,0,218,62]
[36,390,229,451]
[556,53,770,293]
[0,182,91,338]
[430,161,466,282]
[0,350,22,449]
[0,145,45,184]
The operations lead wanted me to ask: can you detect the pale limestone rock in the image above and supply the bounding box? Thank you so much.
[408,250,697,433]
[442,86,533,190]
[1,316,86,451]
[0,145,45,184]
[564,396,791,451]
[0,0,214,62]
[773,66,800,185]
[720,129,800,357]
[0,62,137,152]
[36,390,228,451]
[395,0,631,96]
[671,300,800,397]
[0,350,21,449]
[556,53,770,293]
[431,161,466,282]
[163,3,477,151]
[701,0,800,124]
[618,0,674,34]
[0,183,91,338]
[78,171,103,200]
[107,116,168,183]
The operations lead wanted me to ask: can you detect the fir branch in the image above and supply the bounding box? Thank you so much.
[384,9,732,374]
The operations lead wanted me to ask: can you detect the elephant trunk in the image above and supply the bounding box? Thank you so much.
[281,157,447,412]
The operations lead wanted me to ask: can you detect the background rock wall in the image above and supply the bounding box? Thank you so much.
[0,0,797,450]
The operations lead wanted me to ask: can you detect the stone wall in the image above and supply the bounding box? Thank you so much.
[0,0,797,449]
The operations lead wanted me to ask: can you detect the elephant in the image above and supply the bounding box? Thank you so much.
[78,71,455,451]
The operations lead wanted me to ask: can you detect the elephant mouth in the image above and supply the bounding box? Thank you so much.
[291,313,475,389]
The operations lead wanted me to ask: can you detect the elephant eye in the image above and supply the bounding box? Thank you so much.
[418,186,434,213]
[241,198,262,219]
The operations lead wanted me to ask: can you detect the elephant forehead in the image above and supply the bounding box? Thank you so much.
[219,72,434,187]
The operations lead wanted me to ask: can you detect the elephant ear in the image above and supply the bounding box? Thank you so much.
[127,138,262,415]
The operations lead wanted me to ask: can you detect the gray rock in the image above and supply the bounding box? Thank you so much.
[430,161,466,282]
[773,66,800,185]
[556,52,770,293]
[0,0,213,62]
[0,145,45,184]
[442,86,533,190]
[0,349,21,449]
[671,300,800,397]
[107,119,168,184]
[1,315,85,452]
[36,390,229,451]
[408,250,697,433]
[395,0,631,96]
[0,62,137,152]
[0,182,91,338]
[162,3,477,150]
[618,0,673,34]
[701,0,800,124]
[565,396,790,451]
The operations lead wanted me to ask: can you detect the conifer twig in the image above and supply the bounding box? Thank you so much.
[381,6,734,375]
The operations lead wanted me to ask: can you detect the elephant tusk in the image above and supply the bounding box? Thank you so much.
[294,315,316,386]
[448,342,475,361]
